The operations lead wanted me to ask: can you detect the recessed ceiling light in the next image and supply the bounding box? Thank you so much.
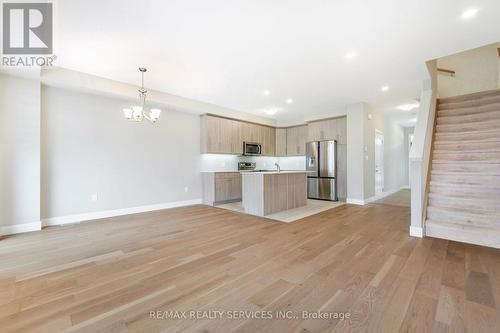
[345,51,357,60]
[381,86,389,92]
[396,103,420,111]
[262,107,281,115]
[461,8,479,20]
[286,98,293,104]
[263,90,270,96]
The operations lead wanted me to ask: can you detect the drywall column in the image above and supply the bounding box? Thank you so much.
[0,73,41,235]
[346,102,374,204]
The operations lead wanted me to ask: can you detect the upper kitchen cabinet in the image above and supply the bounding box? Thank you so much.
[241,122,275,156]
[261,126,276,156]
[201,115,242,154]
[307,116,346,144]
[336,116,347,144]
[307,118,337,141]
[275,128,287,156]
[286,125,307,156]
[201,114,275,155]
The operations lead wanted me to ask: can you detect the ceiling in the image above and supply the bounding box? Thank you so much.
[55,0,500,122]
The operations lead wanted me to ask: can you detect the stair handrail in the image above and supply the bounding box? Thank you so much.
[409,60,438,237]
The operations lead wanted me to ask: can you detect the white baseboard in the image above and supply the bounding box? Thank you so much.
[410,226,423,238]
[0,221,41,236]
[346,198,365,205]
[42,198,203,227]
[366,186,409,204]
[347,186,409,206]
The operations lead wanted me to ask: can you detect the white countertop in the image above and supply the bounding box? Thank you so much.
[240,170,307,175]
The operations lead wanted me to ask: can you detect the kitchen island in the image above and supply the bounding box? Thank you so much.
[241,171,307,217]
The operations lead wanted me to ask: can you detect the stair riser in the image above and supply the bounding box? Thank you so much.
[437,110,500,125]
[430,187,500,200]
[433,152,500,161]
[439,95,500,110]
[429,197,500,211]
[425,222,500,249]
[431,163,500,173]
[435,131,500,141]
[430,174,500,186]
[436,121,500,133]
[426,208,500,228]
[434,141,500,152]
[439,90,500,104]
[438,102,500,117]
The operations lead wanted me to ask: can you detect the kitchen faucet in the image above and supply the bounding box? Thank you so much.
[275,162,281,172]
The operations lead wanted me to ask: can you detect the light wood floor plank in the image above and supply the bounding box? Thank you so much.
[0,192,499,332]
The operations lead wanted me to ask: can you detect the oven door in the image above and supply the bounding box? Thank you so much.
[243,142,262,155]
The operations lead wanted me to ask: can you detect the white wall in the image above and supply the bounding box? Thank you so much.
[0,74,41,231]
[372,110,414,194]
[346,102,376,202]
[41,86,202,219]
[438,43,499,98]
[403,127,415,186]
[383,117,407,191]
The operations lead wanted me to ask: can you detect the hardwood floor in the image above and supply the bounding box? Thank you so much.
[1,196,499,332]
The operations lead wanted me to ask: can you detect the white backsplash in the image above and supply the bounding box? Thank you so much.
[200,154,306,172]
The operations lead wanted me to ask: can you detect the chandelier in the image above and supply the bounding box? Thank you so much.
[122,67,161,123]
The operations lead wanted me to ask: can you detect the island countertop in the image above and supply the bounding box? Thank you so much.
[240,170,307,175]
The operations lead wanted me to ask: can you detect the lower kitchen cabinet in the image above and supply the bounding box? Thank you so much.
[202,172,242,205]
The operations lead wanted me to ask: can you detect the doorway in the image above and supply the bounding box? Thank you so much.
[375,130,384,195]
[408,133,414,186]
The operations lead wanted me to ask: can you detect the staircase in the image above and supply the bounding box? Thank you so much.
[425,89,500,249]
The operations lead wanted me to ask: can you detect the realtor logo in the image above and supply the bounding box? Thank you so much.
[2,2,53,54]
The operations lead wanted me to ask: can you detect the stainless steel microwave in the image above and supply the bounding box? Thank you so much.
[243,142,262,156]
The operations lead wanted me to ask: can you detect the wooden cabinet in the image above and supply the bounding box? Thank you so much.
[215,173,242,202]
[201,115,242,154]
[261,126,276,156]
[336,117,347,144]
[286,125,307,156]
[307,116,346,144]
[202,172,242,205]
[275,128,287,156]
[307,118,336,141]
[202,114,275,155]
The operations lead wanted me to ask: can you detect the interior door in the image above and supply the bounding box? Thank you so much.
[318,140,336,178]
[375,131,384,195]
[306,142,318,177]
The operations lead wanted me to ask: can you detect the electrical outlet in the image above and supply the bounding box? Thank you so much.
[91,194,98,201]
[184,186,189,193]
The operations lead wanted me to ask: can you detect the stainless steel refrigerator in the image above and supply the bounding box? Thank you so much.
[306,140,338,201]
